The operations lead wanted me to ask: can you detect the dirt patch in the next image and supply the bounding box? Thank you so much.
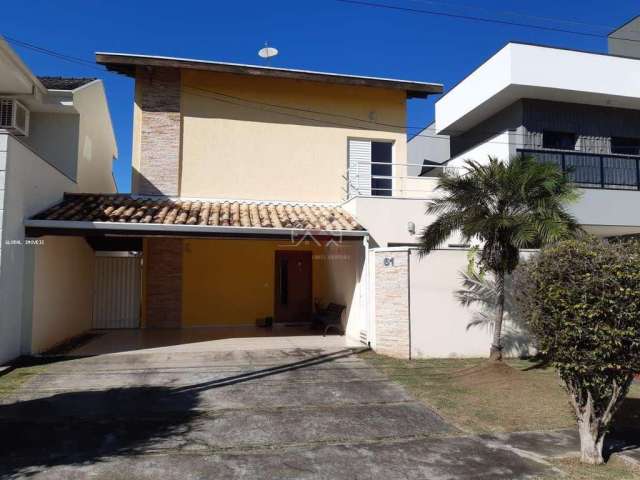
[452,360,524,385]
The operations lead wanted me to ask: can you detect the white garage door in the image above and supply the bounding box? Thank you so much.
[92,253,141,329]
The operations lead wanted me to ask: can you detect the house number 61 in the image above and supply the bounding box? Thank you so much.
[383,257,395,267]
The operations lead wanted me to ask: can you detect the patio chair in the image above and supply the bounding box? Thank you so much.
[314,303,346,335]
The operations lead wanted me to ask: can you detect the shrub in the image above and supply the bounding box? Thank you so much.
[514,237,640,464]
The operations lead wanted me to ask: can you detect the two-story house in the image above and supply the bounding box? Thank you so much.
[30,23,640,362]
[0,36,117,363]
[25,52,444,358]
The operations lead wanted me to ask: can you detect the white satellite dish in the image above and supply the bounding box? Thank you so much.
[258,46,278,60]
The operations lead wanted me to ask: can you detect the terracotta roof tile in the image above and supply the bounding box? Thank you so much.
[38,77,96,90]
[33,194,365,232]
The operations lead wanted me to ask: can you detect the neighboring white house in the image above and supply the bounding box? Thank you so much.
[431,38,640,238]
[0,37,117,363]
[394,19,640,358]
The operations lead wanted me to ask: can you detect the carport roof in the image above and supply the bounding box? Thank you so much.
[25,193,367,238]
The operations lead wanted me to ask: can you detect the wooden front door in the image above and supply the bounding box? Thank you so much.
[274,251,312,324]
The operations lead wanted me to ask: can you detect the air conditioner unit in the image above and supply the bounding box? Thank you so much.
[0,98,30,136]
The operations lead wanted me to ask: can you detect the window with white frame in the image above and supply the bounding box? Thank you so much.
[348,139,393,197]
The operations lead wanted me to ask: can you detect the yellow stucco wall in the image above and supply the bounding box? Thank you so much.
[181,238,330,326]
[179,70,407,202]
[31,236,95,353]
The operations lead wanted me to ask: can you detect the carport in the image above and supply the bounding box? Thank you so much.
[24,193,369,355]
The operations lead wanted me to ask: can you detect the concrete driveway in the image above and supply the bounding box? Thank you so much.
[0,346,557,479]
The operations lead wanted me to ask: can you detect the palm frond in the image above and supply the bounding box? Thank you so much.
[417,211,466,256]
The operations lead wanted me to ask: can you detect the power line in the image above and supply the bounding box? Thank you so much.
[407,0,617,31]
[3,35,107,72]
[335,0,639,43]
[6,32,640,149]
[183,85,640,149]
[184,86,529,150]
[0,33,535,144]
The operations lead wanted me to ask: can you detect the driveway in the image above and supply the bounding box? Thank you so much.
[0,347,557,479]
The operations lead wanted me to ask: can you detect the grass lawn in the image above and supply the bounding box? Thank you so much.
[541,457,640,480]
[361,352,640,435]
[362,352,640,478]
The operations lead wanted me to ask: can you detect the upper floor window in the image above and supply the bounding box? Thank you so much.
[611,137,640,156]
[371,141,392,196]
[347,139,394,197]
[543,130,576,151]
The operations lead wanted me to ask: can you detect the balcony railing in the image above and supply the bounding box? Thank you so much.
[345,161,455,198]
[518,148,640,190]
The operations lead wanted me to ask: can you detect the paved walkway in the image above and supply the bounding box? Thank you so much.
[65,327,356,356]
[1,347,564,479]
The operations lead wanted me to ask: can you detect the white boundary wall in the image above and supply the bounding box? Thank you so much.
[408,248,491,358]
[370,247,533,359]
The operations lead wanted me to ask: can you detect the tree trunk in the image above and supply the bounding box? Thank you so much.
[578,415,605,465]
[563,377,633,465]
[489,270,505,361]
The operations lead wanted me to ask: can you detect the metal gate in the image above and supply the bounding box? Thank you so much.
[92,253,141,329]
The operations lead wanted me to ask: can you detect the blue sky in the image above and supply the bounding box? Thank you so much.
[3,0,637,191]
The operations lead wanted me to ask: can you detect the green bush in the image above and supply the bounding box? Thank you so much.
[514,237,640,464]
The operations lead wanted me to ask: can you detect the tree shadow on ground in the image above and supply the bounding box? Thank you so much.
[519,356,550,371]
[0,347,366,479]
[605,397,640,458]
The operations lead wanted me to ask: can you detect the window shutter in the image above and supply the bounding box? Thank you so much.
[348,139,371,197]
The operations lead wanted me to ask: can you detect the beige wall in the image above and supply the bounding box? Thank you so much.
[132,79,142,188]
[0,136,84,360]
[17,81,117,192]
[408,248,532,358]
[0,82,116,362]
[344,196,468,248]
[178,70,407,202]
[73,80,118,192]
[31,236,94,353]
[318,241,365,342]
[22,111,80,180]
[408,248,491,358]
[343,197,434,247]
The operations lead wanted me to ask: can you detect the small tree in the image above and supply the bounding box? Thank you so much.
[514,238,640,464]
[418,155,580,360]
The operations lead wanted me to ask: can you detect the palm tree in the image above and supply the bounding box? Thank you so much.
[455,265,531,357]
[418,155,581,360]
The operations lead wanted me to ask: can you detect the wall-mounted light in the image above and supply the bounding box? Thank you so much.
[408,221,416,235]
